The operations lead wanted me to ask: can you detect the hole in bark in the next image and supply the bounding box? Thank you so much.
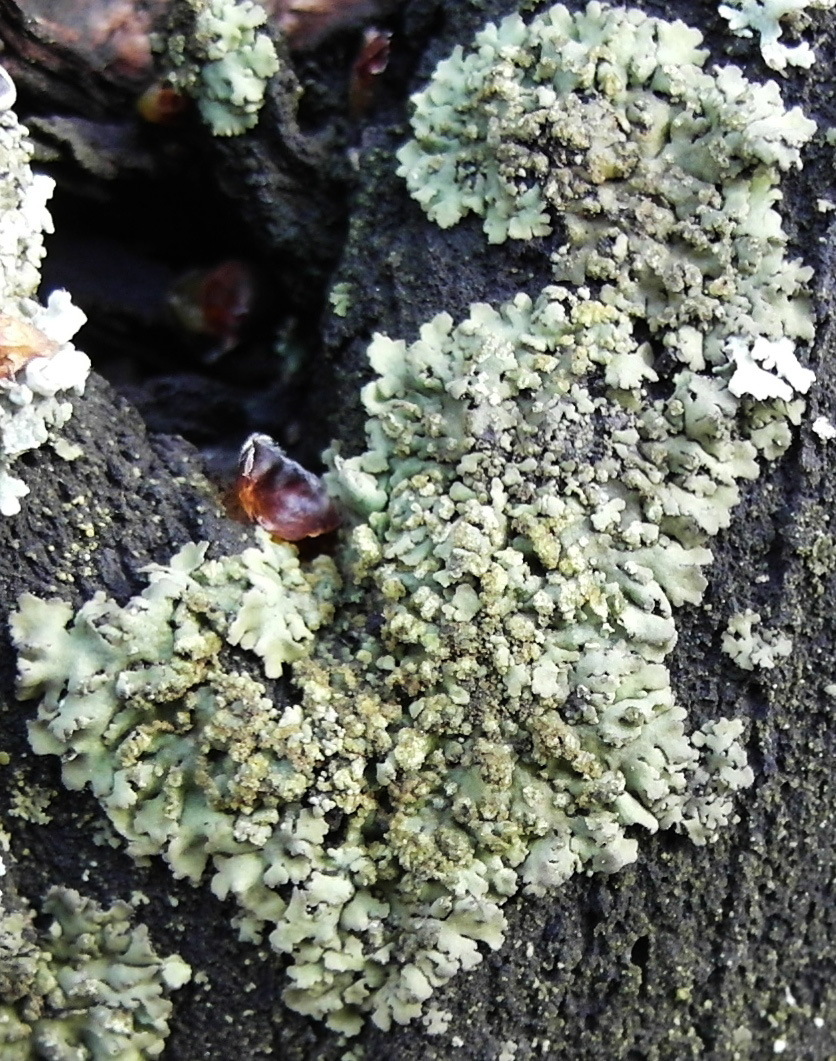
[630,934,650,973]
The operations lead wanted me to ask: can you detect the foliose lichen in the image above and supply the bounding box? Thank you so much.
[721,609,793,670]
[164,0,280,136]
[11,2,819,1035]
[0,827,190,1059]
[717,0,835,71]
[12,535,340,859]
[0,78,90,516]
[329,281,354,319]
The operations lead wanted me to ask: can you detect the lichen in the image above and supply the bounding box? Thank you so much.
[0,79,90,515]
[7,782,52,826]
[721,609,793,670]
[163,0,280,136]
[717,0,835,71]
[10,2,820,1035]
[395,5,815,348]
[329,281,353,318]
[13,535,341,875]
[0,828,189,1059]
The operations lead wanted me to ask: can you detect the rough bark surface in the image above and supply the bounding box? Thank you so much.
[1,0,836,1058]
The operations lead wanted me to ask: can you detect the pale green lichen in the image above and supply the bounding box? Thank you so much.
[718,0,835,71]
[395,5,815,362]
[166,0,280,136]
[329,281,353,318]
[0,83,90,516]
[0,828,189,1059]
[721,609,793,670]
[11,2,819,1035]
[7,782,52,825]
[13,535,340,878]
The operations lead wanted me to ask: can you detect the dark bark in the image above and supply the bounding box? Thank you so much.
[0,0,168,115]
[1,0,836,1058]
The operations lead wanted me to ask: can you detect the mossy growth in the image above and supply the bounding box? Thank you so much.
[11,2,820,1036]
[0,829,189,1059]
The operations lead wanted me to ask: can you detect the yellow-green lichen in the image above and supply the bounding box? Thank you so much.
[10,1,820,1036]
[7,782,52,825]
[0,828,189,1059]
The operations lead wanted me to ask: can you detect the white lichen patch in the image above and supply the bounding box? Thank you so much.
[166,0,280,136]
[728,336,815,403]
[423,1007,453,1035]
[0,91,91,516]
[722,609,793,670]
[718,0,835,71]
[9,2,820,1037]
[0,290,91,516]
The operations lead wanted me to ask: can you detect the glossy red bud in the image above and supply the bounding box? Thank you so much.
[235,433,340,541]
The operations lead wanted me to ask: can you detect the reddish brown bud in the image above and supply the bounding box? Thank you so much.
[167,260,255,357]
[270,0,384,52]
[235,433,340,541]
[349,28,391,117]
[136,82,189,125]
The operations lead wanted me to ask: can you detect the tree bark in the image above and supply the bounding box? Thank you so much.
[2,0,836,1058]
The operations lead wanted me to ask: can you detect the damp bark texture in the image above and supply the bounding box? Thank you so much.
[1,0,836,1059]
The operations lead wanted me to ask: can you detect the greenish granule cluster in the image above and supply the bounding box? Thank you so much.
[718,0,835,71]
[0,98,90,516]
[0,829,189,1059]
[164,0,280,136]
[12,2,819,1036]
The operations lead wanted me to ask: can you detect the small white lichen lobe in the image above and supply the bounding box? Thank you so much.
[722,609,793,670]
[718,0,835,71]
[728,335,815,402]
